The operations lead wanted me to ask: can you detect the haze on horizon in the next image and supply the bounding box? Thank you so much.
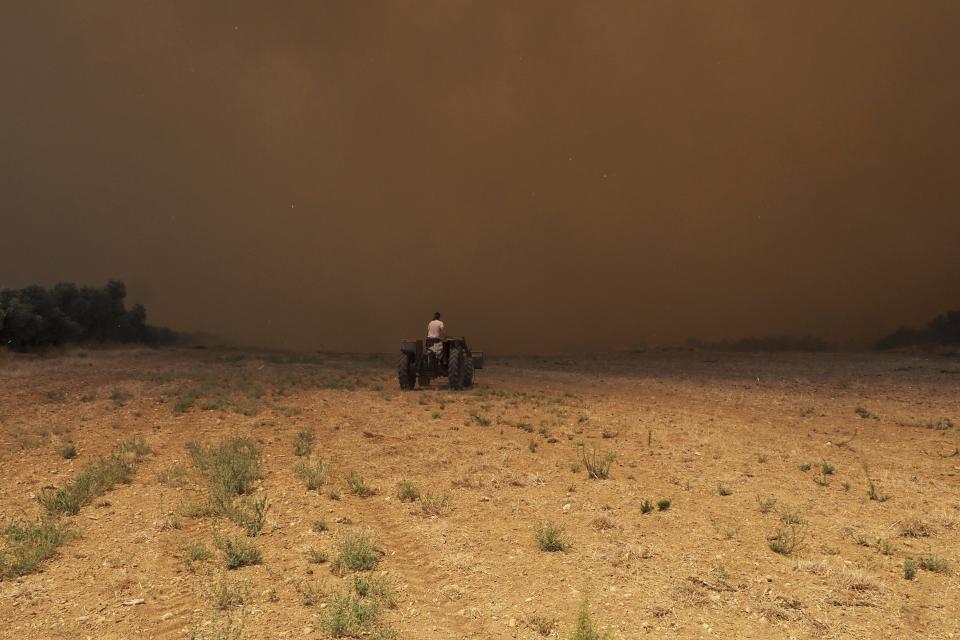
[2,1,959,354]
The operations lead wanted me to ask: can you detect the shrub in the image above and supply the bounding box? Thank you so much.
[756,496,777,513]
[396,480,420,503]
[352,574,396,608]
[118,436,151,461]
[917,555,951,574]
[768,524,805,555]
[173,390,200,415]
[570,596,608,640]
[640,500,653,514]
[0,519,73,579]
[296,580,324,606]
[294,430,315,457]
[578,447,614,480]
[420,491,450,516]
[331,533,381,575]
[657,499,671,512]
[863,463,888,502]
[110,389,133,407]
[188,437,261,498]
[780,510,804,525]
[185,544,212,562]
[312,518,328,533]
[220,536,261,569]
[207,575,247,610]
[60,444,77,460]
[535,521,570,552]
[38,453,135,515]
[224,493,269,536]
[347,472,375,497]
[324,591,384,638]
[308,547,329,564]
[899,518,935,538]
[717,484,732,496]
[903,559,917,580]
[295,458,330,491]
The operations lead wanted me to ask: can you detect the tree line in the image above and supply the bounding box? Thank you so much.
[876,310,960,349]
[0,281,176,349]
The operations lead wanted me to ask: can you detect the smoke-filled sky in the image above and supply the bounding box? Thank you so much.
[2,1,959,353]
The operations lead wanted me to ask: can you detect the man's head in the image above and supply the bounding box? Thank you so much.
[433,312,441,321]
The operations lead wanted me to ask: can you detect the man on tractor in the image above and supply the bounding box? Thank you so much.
[398,313,482,390]
[426,311,445,348]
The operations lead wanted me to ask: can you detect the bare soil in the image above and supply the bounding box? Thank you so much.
[1,348,958,639]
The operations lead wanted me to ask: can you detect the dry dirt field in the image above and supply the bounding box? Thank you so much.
[1,347,958,640]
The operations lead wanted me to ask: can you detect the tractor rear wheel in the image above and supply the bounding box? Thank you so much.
[448,346,464,389]
[398,353,415,390]
[463,351,475,388]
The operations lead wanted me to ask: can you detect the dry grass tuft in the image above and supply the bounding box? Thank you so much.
[898,518,935,538]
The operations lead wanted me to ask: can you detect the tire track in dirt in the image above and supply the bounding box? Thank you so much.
[358,498,481,639]
[146,586,203,640]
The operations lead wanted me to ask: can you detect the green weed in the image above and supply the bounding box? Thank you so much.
[188,437,261,498]
[903,559,916,580]
[756,495,777,513]
[331,533,381,575]
[38,453,135,515]
[347,472,375,497]
[917,555,951,574]
[420,491,450,516]
[294,430,315,457]
[570,596,608,640]
[768,524,805,555]
[295,458,330,491]
[219,535,261,569]
[0,519,73,579]
[535,521,570,552]
[396,480,420,503]
[578,447,614,480]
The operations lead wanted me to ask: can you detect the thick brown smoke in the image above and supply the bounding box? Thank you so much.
[2,1,959,353]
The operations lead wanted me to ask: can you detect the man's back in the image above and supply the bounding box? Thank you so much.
[427,319,445,339]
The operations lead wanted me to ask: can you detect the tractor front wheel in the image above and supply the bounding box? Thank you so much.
[398,353,416,390]
[448,346,464,390]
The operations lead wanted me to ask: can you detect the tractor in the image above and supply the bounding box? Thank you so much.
[398,337,483,390]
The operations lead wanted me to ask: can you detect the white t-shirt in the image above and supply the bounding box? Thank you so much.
[427,319,445,339]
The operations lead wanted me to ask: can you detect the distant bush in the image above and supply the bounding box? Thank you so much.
[877,310,960,349]
[0,280,177,350]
